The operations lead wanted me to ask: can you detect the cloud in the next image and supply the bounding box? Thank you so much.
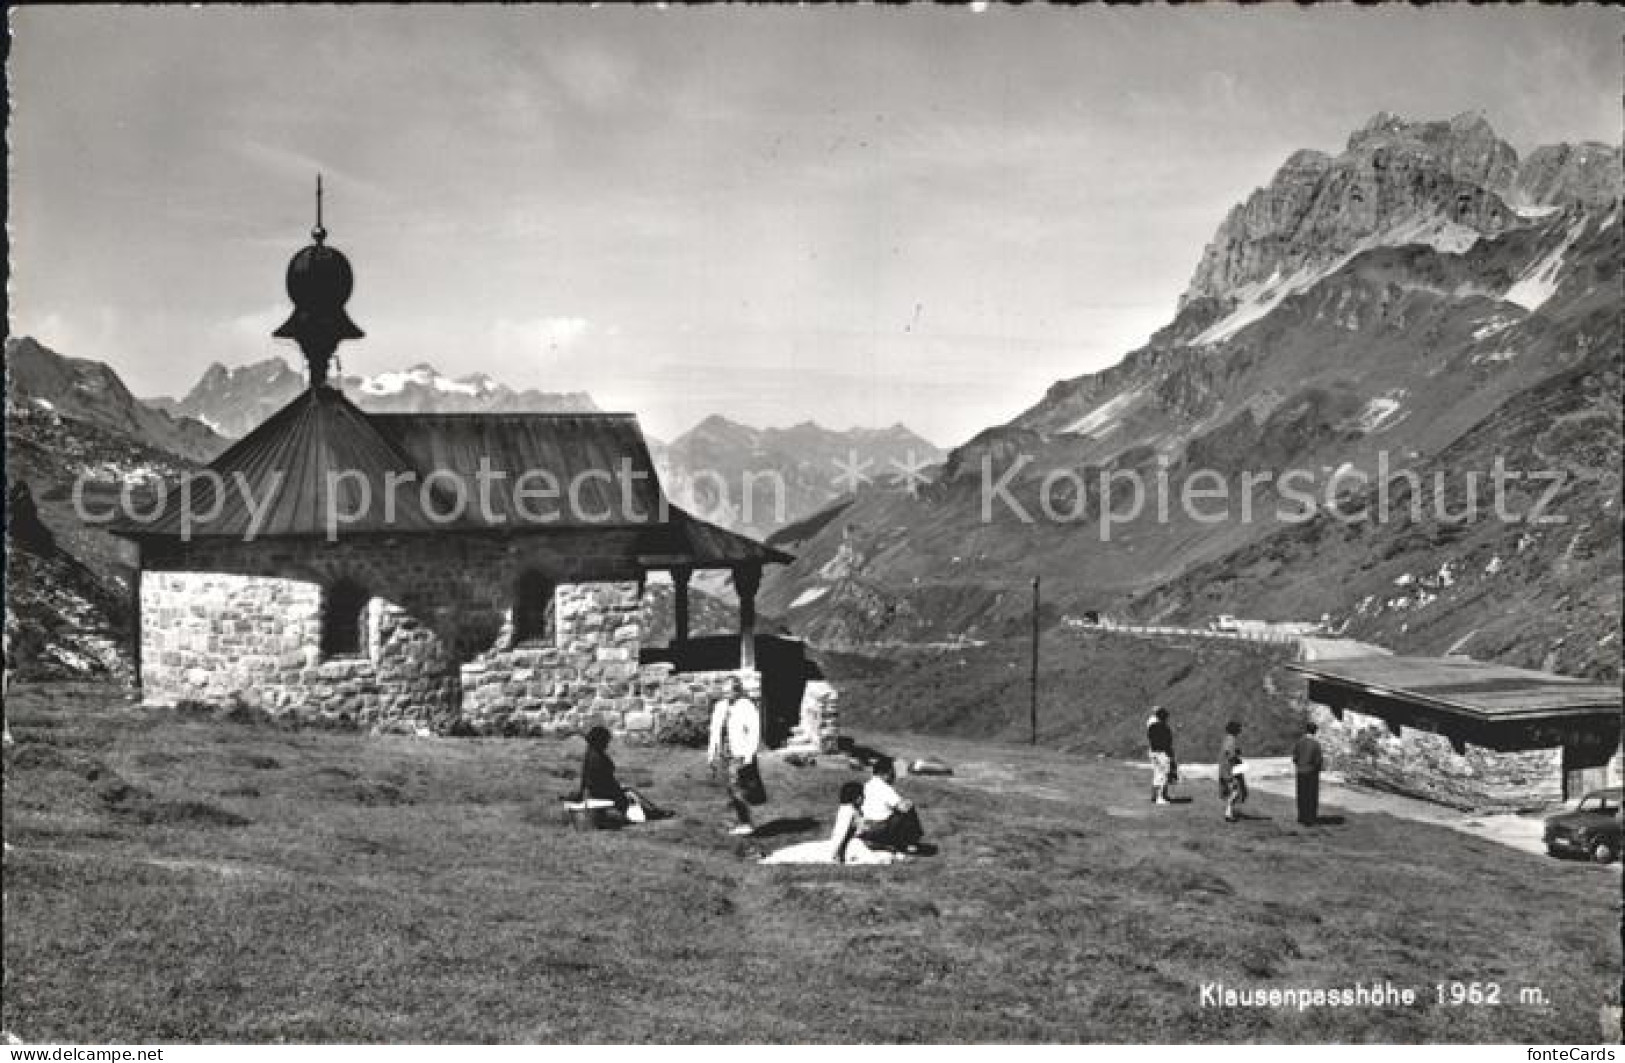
[491,315,593,358]
[544,42,637,111]
[222,305,288,345]
[232,140,385,200]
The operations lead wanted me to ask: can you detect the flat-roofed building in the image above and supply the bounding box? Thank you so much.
[1289,655,1621,810]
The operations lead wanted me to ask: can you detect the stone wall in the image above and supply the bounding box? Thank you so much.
[137,535,840,745]
[792,680,841,753]
[142,570,461,730]
[460,582,644,736]
[1307,702,1563,811]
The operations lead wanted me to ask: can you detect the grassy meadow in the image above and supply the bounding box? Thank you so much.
[2,682,1619,1043]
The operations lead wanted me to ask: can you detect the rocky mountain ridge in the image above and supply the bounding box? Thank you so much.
[760,113,1621,678]
[1178,112,1620,324]
[6,336,227,462]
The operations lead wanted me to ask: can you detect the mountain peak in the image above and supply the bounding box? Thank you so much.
[1181,111,1530,314]
[1349,110,1409,146]
[695,413,750,432]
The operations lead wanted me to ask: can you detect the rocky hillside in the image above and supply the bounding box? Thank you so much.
[5,480,134,681]
[146,357,598,437]
[7,336,227,462]
[762,113,1621,677]
[653,415,943,537]
[1129,336,1622,679]
[6,344,210,679]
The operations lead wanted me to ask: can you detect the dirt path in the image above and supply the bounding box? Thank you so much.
[1164,758,1600,863]
[1298,637,1392,661]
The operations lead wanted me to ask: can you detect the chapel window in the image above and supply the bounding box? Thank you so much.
[513,571,557,644]
[321,579,369,658]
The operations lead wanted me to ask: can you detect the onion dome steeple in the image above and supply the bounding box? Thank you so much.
[274,175,364,389]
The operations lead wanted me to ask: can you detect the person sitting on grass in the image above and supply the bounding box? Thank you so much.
[576,726,670,823]
[858,757,925,853]
[761,781,899,865]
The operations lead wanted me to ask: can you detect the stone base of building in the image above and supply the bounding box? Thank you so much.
[1308,703,1563,812]
[138,566,838,748]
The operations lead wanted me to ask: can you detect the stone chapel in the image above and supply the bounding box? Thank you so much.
[112,198,838,749]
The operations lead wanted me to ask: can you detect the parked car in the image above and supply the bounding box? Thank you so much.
[1543,788,1622,864]
[1208,614,1240,633]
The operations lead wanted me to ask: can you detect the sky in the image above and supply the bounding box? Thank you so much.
[8,5,1622,447]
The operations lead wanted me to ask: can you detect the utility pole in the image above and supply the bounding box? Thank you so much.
[1030,575,1040,745]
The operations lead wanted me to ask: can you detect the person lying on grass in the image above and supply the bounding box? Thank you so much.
[761,781,900,865]
[575,726,671,823]
[859,757,925,853]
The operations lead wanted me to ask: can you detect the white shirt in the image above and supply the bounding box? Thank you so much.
[860,776,906,821]
[708,696,760,762]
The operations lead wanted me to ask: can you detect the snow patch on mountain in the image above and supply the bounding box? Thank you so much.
[1510,201,1563,221]
[1383,214,1484,255]
[1193,215,1488,347]
[1061,387,1145,436]
[789,586,830,609]
[1190,261,1333,345]
[1503,217,1586,311]
[360,366,435,395]
[1471,315,1518,340]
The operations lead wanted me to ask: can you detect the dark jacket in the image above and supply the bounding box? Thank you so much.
[1292,735,1324,775]
[1147,720,1174,755]
[579,747,628,811]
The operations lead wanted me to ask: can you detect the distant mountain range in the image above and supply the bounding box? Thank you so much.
[761,113,1621,679]
[651,415,943,539]
[144,357,597,438]
[140,354,940,536]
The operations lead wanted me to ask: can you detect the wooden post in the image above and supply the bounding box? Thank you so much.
[130,550,144,695]
[1030,575,1040,746]
[735,564,761,671]
[672,566,692,646]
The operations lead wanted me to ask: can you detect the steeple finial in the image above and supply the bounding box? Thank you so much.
[312,174,327,245]
[274,175,363,389]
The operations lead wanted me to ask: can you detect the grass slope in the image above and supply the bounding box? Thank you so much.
[824,631,1306,759]
[3,683,1618,1043]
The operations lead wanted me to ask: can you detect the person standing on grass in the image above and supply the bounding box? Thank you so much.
[708,676,764,836]
[1218,720,1248,823]
[1147,706,1177,805]
[1292,721,1324,826]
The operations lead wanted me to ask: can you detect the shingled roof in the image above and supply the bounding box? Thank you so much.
[111,386,790,568]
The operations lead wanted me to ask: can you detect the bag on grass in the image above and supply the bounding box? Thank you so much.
[736,759,769,806]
